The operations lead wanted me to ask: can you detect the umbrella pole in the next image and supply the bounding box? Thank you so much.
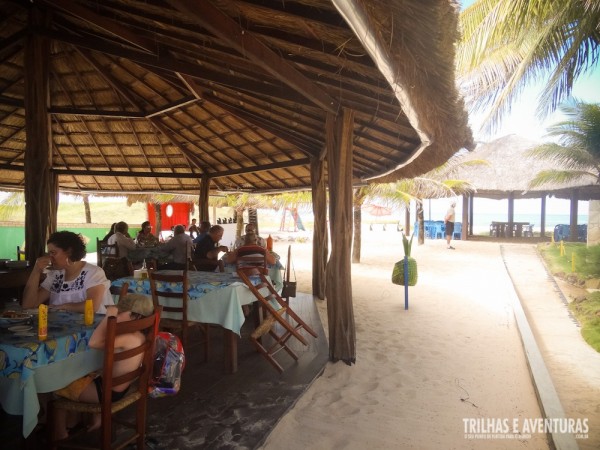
[404,256,409,310]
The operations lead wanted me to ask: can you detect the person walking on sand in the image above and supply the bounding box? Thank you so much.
[444,201,456,250]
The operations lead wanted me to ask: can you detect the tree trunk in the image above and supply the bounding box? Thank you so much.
[417,200,424,245]
[352,206,362,262]
[83,194,92,223]
[352,189,367,263]
[154,203,162,237]
[236,209,245,238]
[588,200,600,247]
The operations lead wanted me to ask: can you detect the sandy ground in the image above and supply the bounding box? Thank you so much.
[260,228,595,450]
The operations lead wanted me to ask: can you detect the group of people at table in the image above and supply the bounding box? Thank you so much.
[4,220,275,440]
[101,220,274,271]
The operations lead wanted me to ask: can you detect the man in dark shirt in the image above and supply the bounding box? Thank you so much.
[193,225,228,271]
[193,221,212,244]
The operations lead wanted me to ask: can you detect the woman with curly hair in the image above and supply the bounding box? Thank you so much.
[22,231,113,313]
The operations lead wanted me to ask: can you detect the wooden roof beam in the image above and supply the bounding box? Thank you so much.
[165,0,339,115]
[49,157,310,179]
[39,0,158,54]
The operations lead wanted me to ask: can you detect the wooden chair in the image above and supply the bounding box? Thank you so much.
[235,245,268,272]
[48,306,161,450]
[97,237,119,268]
[149,269,210,361]
[109,281,130,301]
[237,267,317,373]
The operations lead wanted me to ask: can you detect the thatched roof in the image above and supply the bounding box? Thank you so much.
[0,0,472,195]
[455,134,600,200]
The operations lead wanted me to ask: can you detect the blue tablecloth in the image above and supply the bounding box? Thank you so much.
[112,271,274,336]
[221,255,284,291]
[0,310,103,437]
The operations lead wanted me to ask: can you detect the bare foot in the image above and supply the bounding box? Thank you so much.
[86,414,101,432]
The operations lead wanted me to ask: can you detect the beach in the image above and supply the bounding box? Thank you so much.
[261,228,598,449]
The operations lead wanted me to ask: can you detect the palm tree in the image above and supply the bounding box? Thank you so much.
[458,1,600,134]
[528,100,600,245]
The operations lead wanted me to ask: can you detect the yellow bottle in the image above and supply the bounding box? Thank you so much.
[38,304,48,341]
[84,299,94,326]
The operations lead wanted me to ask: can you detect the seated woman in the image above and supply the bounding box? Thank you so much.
[135,221,159,247]
[22,231,113,313]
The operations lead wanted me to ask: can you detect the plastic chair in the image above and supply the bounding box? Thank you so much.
[237,266,317,373]
[149,270,210,361]
[453,222,462,240]
[48,307,161,450]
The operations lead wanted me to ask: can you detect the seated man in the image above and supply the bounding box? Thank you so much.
[107,221,136,258]
[193,225,228,271]
[234,223,266,249]
[160,224,193,270]
[192,220,212,244]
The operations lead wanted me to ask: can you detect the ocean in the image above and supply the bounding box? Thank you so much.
[467,213,588,234]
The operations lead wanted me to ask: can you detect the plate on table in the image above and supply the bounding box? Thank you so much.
[0,311,33,325]
[8,325,32,333]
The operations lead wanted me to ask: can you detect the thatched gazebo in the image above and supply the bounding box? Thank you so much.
[454,134,600,241]
[0,0,473,363]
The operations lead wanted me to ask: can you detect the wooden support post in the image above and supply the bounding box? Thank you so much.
[199,174,210,222]
[311,156,327,300]
[325,109,356,365]
[24,8,52,262]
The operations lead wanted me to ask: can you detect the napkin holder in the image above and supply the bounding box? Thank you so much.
[134,268,148,280]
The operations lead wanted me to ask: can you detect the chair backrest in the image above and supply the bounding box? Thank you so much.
[149,270,190,345]
[99,306,161,447]
[109,281,130,301]
[97,237,119,268]
[235,245,267,272]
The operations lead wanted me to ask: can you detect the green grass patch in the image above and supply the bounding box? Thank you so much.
[537,242,600,279]
[538,242,600,353]
[569,292,600,353]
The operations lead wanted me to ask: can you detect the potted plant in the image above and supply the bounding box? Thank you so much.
[392,232,418,286]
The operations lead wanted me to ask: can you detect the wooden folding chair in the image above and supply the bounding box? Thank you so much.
[48,307,161,450]
[149,269,210,361]
[237,267,317,373]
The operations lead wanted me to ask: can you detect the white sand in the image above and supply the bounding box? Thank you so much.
[262,230,551,449]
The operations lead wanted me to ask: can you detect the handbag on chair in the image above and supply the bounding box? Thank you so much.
[281,245,297,298]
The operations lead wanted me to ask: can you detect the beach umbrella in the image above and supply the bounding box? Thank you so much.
[363,204,392,217]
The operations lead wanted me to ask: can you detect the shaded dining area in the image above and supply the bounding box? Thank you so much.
[0,0,474,448]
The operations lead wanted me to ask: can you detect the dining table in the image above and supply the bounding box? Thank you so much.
[111,269,280,373]
[0,309,103,438]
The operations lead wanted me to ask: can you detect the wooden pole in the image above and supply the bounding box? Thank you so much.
[198,174,210,222]
[325,109,356,365]
[310,156,327,300]
[569,190,579,242]
[24,8,52,262]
